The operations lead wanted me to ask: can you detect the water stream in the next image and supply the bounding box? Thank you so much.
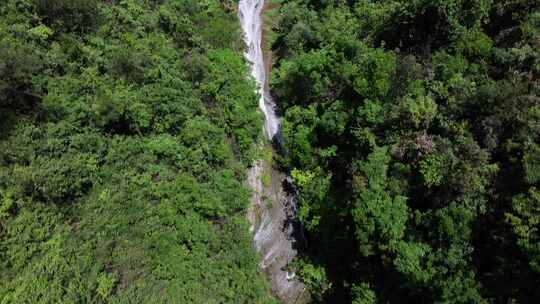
[238,0,308,303]
[239,0,279,140]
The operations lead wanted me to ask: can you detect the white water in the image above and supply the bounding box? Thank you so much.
[239,1,307,303]
[238,0,279,140]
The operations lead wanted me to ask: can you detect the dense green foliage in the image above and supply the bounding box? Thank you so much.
[0,0,276,302]
[269,0,540,302]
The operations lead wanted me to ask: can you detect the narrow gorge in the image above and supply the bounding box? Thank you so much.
[238,1,308,303]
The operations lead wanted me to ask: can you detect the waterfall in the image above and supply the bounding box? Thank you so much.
[238,0,280,140]
[239,0,308,303]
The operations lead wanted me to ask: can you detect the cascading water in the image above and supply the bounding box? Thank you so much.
[239,0,279,140]
[239,0,308,303]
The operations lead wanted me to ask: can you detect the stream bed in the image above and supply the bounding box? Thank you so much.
[238,0,308,303]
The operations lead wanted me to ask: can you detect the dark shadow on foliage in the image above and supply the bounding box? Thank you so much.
[34,0,100,33]
[375,6,451,56]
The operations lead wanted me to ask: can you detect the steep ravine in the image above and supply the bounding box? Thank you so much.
[238,0,308,303]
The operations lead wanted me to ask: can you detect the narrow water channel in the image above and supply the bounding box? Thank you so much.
[238,0,308,303]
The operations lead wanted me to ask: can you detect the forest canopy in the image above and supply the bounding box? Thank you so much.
[0,0,276,303]
[3,0,540,303]
[268,0,540,303]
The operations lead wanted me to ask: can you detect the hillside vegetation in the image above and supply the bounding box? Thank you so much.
[269,0,540,303]
[0,0,276,303]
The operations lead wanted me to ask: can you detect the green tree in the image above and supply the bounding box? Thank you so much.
[351,147,409,256]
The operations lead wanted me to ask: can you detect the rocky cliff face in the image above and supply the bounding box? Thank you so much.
[239,0,308,303]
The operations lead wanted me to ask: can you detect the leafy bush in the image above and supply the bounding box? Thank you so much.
[0,0,274,302]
